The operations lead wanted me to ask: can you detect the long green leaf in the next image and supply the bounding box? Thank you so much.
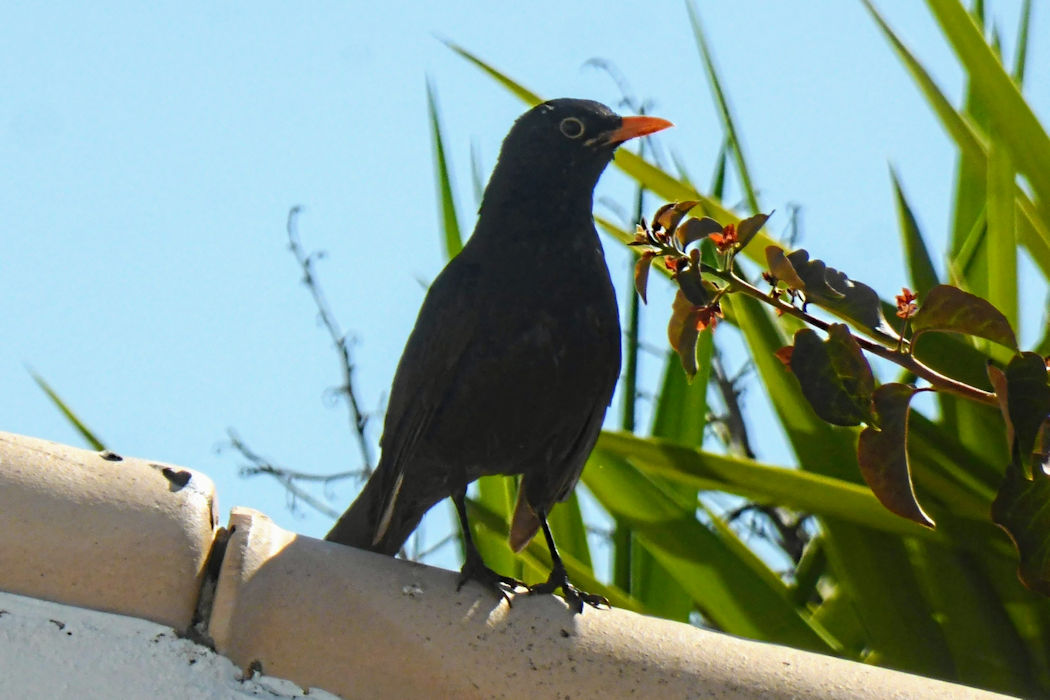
[724,293,955,675]
[426,79,463,260]
[598,431,932,538]
[443,42,784,267]
[1012,0,1032,84]
[473,475,525,581]
[863,0,1050,280]
[891,168,940,296]
[465,497,641,611]
[985,132,1018,329]
[442,40,542,106]
[29,370,106,451]
[686,1,760,214]
[585,449,839,653]
[924,0,1050,227]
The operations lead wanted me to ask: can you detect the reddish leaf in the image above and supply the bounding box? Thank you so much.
[709,223,738,252]
[774,346,794,368]
[910,284,1019,351]
[675,216,723,248]
[736,211,771,251]
[895,287,918,320]
[667,290,700,378]
[634,251,656,304]
[788,325,876,426]
[857,383,936,528]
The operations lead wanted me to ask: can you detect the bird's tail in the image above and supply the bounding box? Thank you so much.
[509,479,542,553]
[326,463,430,555]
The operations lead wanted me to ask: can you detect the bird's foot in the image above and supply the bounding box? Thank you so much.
[527,566,609,614]
[457,555,526,607]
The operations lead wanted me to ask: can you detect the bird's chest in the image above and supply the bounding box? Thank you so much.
[485,243,619,368]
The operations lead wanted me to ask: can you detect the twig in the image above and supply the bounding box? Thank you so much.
[285,206,377,474]
[224,429,364,519]
[709,351,756,459]
[710,267,998,406]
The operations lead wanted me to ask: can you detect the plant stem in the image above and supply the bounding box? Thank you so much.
[710,267,998,407]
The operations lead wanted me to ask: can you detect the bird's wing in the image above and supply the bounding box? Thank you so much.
[370,257,483,544]
[508,391,610,552]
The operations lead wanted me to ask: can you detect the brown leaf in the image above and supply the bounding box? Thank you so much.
[675,216,723,248]
[857,383,936,528]
[667,290,700,378]
[634,251,656,304]
[910,284,1019,351]
[653,200,699,235]
[788,325,876,426]
[736,211,771,251]
[765,245,807,290]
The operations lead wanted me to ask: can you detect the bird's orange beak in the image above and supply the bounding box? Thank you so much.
[599,115,673,146]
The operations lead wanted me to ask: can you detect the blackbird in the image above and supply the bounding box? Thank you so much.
[326,98,672,612]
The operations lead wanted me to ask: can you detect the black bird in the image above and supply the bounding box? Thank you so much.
[326,98,672,612]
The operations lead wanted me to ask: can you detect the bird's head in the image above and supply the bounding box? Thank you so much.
[483,98,672,214]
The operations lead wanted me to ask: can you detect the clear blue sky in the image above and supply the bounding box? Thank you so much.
[3,2,1046,560]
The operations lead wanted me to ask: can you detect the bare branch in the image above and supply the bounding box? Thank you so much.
[709,350,756,459]
[286,206,377,474]
[224,429,366,520]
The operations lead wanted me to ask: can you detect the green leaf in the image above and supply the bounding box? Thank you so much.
[910,284,1018,350]
[651,339,712,447]
[924,0,1050,224]
[890,167,940,296]
[985,133,1018,329]
[1012,0,1032,84]
[465,496,642,610]
[722,293,954,674]
[597,431,933,539]
[992,461,1050,596]
[863,0,1050,281]
[441,40,542,106]
[547,490,593,571]
[1004,352,1050,470]
[584,449,838,652]
[29,370,106,451]
[473,475,525,581]
[788,325,876,427]
[426,79,463,260]
[857,383,936,528]
[686,1,759,214]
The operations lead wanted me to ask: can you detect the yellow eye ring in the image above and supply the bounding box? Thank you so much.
[559,117,585,139]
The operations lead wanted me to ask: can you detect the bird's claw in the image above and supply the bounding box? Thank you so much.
[457,557,526,606]
[527,575,609,613]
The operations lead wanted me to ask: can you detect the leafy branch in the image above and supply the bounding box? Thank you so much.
[634,200,1050,589]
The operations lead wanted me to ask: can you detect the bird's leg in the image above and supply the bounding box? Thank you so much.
[527,509,610,613]
[453,488,526,605]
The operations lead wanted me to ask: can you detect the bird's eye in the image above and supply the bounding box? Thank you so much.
[559,117,585,139]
